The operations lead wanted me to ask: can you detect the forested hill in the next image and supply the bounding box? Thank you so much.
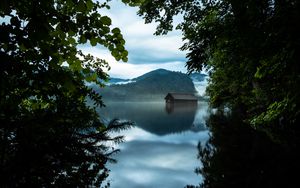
[92,69,198,101]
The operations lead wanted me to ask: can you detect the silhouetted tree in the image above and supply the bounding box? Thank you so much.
[135,0,300,133]
[0,0,131,187]
[187,112,300,188]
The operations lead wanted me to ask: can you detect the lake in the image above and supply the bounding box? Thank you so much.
[99,101,210,188]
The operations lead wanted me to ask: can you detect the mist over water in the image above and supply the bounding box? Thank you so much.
[191,76,208,96]
[99,101,210,188]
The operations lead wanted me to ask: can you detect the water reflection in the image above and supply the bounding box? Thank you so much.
[100,101,207,135]
[99,101,210,188]
[188,113,300,188]
[165,102,197,114]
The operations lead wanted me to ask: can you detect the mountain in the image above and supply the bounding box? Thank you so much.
[108,78,130,85]
[189,72,207,82]
[132,68,172,82]
[94,69,197,101]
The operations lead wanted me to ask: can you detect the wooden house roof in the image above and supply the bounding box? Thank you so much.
[165,93,198,101]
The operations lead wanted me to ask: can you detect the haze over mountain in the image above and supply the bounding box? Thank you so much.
[91,69,207,101]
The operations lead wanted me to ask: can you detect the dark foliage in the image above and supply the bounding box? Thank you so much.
[187,112,300,188]
[136,0,300,133]
[0,0,130,187]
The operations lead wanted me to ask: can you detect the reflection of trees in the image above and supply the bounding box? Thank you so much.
[165,102,197,114]
[0,0,132,186]
[101,102,201,135]
[0,101,131,187]
[187,113,300,188]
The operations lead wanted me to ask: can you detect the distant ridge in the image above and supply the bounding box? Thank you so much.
[92,69,199,101]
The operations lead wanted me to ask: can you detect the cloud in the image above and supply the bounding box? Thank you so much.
[80,45,187,78]
[108,61,187,78]
[79,0,187,78]
[115,126,210,146]
[107,137,205,188]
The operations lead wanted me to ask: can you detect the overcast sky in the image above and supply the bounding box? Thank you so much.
[80,0,187,79]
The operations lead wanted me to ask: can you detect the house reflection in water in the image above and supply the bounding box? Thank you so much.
[165,93,198,114]
[99,93,204,135]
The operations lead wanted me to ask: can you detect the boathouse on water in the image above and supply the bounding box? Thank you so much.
[164,93,198,103]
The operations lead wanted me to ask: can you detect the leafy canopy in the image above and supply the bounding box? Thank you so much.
[136,0,300,130]
[0,0,133,187]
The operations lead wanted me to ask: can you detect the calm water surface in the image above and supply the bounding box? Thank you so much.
[99,101,210,188]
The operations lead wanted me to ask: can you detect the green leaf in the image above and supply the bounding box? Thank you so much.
[19,43,26,51]
[90,38,98,46]
[120,39,126,45]
[68,37,76,45]
[86,73,98,82]
[112,28,121,34]
[111,49,119,58]
[67,56,82,72]
[117,34,123,39]
[116,44,125,51]
[108,44,114,51]
[66,0,74,6]
[86,0,94,11]
[82,68,90,74]
[254,67,263,79]
[122,57,128,62]
[100,16,112,26]
[115,55,121,61]
[122,50,128,57]
[68,30,76,36]
[79,35,87,43]
[102,26,110,34]
[77,0,87,13]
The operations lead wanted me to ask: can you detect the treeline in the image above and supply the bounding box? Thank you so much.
[95,69,197,101]
[136,0,300,138]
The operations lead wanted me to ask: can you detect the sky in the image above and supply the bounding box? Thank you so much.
[79,0,187,79]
